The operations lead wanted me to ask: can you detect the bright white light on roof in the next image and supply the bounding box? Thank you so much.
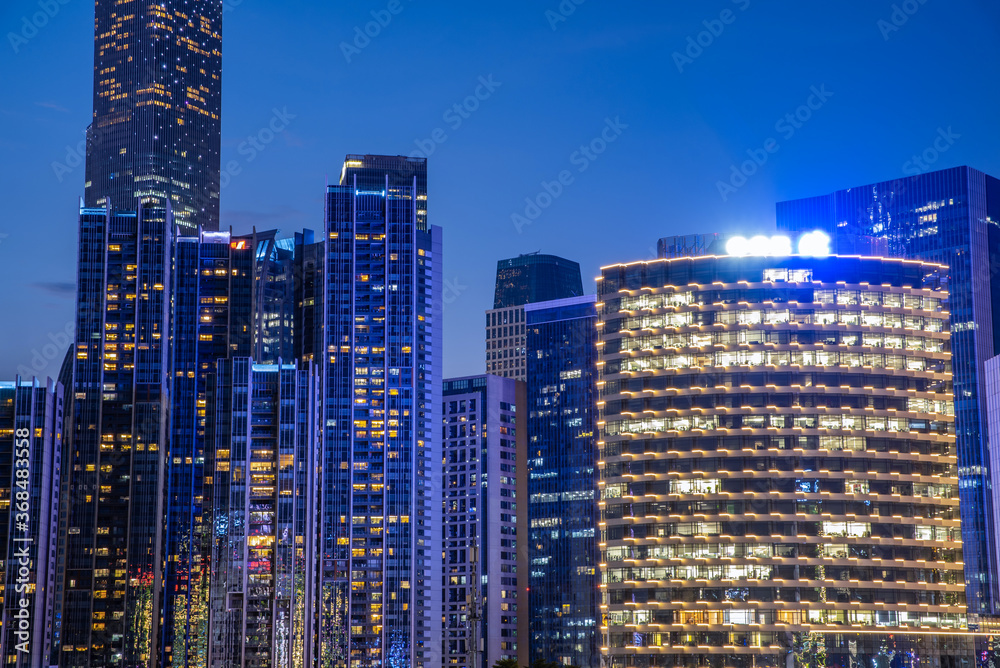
[798,230,831,257]
[726,231,830,257]
[726,235,791,257]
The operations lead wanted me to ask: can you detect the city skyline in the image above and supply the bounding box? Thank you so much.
[3,1,1000,380]
[2,2,1000,666]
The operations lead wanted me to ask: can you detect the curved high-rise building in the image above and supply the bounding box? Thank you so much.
[597,252,989,667]
[85,0,222,231]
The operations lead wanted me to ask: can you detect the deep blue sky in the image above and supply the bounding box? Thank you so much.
[2,0,999,380]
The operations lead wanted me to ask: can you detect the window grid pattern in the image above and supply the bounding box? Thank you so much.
[596,255,982,667]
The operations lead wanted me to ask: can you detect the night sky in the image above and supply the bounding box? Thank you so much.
[2,0,999,380]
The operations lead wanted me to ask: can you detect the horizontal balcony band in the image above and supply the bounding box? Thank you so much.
[600,514,960,528]
[603,579,965,592]
[601,556,964,571]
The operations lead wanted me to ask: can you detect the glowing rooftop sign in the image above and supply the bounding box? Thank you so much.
[726,230,830,258]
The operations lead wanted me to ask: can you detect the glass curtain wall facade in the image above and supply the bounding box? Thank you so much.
[340,155,428,231]
[160,229,257,667]
[493,254,583,309]
[320,157,442,667]
[776,166,1000,618]
[293,229,325,367]
[441,375,526,668]
[597,254,984,667]
[85,0,223,231]
[487,254,583,381]
[0,377,63,667]
[525,295,600,668]
[205,358,321,667]
[61,205,172,666]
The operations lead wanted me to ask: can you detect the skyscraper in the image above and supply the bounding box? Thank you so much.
[493,254,584,309]
[525,295,600,668]
[486,254,583,381]
[776,166,1000,619]
[340,155,428,231]
[441,375,527,668]
[293,229,325,367]
[84,0,223,231]
[206,358,321,667]
[160,228,256,667]
[320,156,442,667]
[597,252,982,666]
[0,376,64,667]
[61,205,173,666]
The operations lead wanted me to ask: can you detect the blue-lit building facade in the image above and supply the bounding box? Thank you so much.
[319,156,442,667]
[0,377,64,667]
[205,358,321,667]
[441,375,527,668]
[60,205,173,666]
[777,166,1000,619]
[525,295,600,667]
[161,229,255,667]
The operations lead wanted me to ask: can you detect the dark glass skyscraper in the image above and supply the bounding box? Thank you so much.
[487,254,584,381]
[61,205,173,667]
[777,166,1000,619]
[320,156,442,667]
[161,229,256,667]
[524,295,600,667]
[493,253,583,310]
[84,0,223,231]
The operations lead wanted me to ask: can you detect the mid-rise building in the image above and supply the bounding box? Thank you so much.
[0,377,64,666]
[597,252,985,666]
[84,0,223,231]
[441,375,527,668]
[777,166,1000,618]
[60,205,173,666]
[525,295,600,667]
[319,156,442,667]
[205,358,321,667]
[487,254,583,381]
